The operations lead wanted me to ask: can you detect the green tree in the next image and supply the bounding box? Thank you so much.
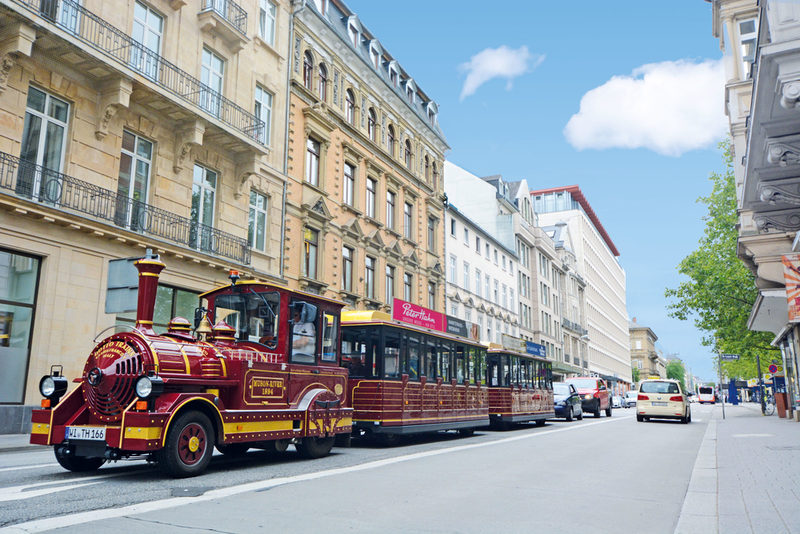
[664,142,779,378]
[631,366,640,383]
[666,360,686,391]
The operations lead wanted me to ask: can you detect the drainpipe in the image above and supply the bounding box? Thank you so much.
[280,0,307,279]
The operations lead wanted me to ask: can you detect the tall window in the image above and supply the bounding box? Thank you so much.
[427,217,435,250]
[0,250,40,403]
[387,125,396,157]
[424,156,430,182]
[116,130,152,229]
[303,227,318,279]
[303,51,313,90]
[305,138,320,186]
[475,236,481,252]
[368,108,377,142]
[248,190,268,252]
[200,47,224,117]
[484,274,490,300]
[345,89,355,124]
[463,262,470,291]
[432,162,438,190]
[258,0,276,46]
[254,85,273,145]
[385,190,396,229]
[19,87,69,202]
[342,246,353,291]
[318,63,327,101]
[428,282,436,309]
[404,202,413,240]
[365,256,375,298]
[450,218,456,236]
[191,164,217,250]
[404,273,413,301]
[475,269,481,297]
[449,255,457,282]
[343,162,355,206]
[739,18,757,78]
[404,139,412,168]
[366,178,376,218]
[463,228,469,244]
[385,265,395,303]
[131,1,162,80]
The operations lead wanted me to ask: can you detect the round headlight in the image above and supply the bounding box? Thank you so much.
[40,376,56,397]
[584,394,592,400]
[135,376,153,398]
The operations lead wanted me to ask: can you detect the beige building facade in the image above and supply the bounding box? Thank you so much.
[0,0,293,432]
[283,0,448,311]
[629,318,665,383]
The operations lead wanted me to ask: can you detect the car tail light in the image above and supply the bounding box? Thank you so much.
[638,394,648,401]
[669,396,684,402]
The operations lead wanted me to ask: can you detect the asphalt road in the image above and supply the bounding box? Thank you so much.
[0,405,713,533]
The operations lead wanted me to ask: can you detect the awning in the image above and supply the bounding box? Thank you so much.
[748,288,788,335]
[550,361,583,374]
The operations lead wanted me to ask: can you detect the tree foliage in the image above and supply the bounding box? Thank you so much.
[666,360,686,391]
[631,366,640,384]
[664,142,779,379]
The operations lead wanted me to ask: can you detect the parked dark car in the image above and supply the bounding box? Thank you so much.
[566,377,612,417]
[553,382,583,421]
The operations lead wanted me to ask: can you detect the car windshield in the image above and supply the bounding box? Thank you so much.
[640,381,680,394]
[568,378,597,389]
[213,290,280,343]
[699,387,713,394]
[553,384,569,395]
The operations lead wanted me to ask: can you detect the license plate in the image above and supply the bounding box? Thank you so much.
[66,426,106,441]
[652,401,668,406]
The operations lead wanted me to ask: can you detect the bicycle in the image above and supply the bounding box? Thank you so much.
[764,394,775,416]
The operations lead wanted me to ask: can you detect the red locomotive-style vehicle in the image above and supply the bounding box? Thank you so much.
[485,345,554,429]
[30,253,352,477]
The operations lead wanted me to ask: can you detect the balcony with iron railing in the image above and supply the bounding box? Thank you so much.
[10,0,263,146]
[562,318,588,336]
[0,151,251,264]
[199,0,248,37]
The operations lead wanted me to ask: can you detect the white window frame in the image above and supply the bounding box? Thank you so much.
[248,189,268,252]
[259,0,277,46]
[254,84,273,145]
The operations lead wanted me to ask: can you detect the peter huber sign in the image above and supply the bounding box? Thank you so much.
[391,298,479,341]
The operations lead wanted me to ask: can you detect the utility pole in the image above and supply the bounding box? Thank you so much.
[755,353,765,415]
[718,351,726,420]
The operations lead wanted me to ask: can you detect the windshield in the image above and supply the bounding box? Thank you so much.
[568,378,597,389]
[699,387,713,394]
[640,381,680,394]
[553,384,570,395]
[214,290,280,346]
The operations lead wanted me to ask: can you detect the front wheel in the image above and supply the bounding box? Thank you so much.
[566,407,573,422]
[296,436,335,459]
[576,409,583,420]
[158,411,214,478]
[458,428,475,437]
[593,402,601,418]
[605,405,612,417]
[534,419,546,427]
[54,446,105,472]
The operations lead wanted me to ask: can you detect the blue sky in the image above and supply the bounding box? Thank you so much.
[345,0,727,381]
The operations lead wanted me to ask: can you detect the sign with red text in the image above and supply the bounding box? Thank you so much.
[782,254,800,322]
[392,298,445,331]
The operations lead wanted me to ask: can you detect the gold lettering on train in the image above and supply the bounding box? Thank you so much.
[248,375,285,399]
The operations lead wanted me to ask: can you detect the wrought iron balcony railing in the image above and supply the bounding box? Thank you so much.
[13,0,264,144]
[0,151,251,264]
[201,0,247,36]
[561,318,588,336]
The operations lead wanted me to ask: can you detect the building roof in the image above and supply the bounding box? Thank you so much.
[529,185,620,257]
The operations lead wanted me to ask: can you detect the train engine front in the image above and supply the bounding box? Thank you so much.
[31,252,352,477]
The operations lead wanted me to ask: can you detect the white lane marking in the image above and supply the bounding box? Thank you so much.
[0,471,134,503]
[0,464,57,473]
[4,416,630,532]
[732,433,773,438]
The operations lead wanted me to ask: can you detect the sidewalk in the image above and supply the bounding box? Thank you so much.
[675,402,800,534]
[0,432,36,454]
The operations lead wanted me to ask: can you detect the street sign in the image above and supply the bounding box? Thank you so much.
[720,353,740,361]
[768,364,778,373]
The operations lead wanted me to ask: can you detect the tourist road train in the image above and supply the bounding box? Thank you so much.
[30,254,553,477]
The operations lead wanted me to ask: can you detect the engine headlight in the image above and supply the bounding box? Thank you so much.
[584,394,592,400]
[135,375,164,399]
[135,376,153,398]
[40,376,55,397]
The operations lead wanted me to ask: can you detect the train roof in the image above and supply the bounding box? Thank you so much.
[199,280,346,306]
[486,343,550,362]
[341,310,485,346]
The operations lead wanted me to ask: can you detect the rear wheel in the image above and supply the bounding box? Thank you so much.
[636,414,644,422]
[605,405,612,417]
[566,407,573,422]
[534,419,546,427]
[576,409,583,420]
[54,446,105,472]
[458,428,475,437]
[296,436,335,459]
[158,411,214,478]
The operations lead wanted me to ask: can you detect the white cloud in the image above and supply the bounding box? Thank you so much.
[459,45,544,101]
[563,59,727,156]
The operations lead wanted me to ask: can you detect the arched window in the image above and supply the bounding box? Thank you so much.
[345,89,355,124]
[432,162,438,189]
[368,108,376,142]
[318,63,327,101]
[303,51,313,90]
[424,155,430,182]
[387,125,396,157]
[404,139,412,168]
